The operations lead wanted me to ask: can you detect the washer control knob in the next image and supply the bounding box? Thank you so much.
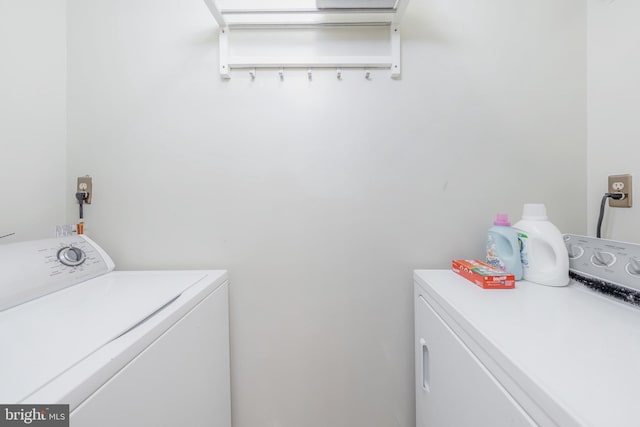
[592,251,615,267]
[57,246,87,267]
[627,257,640,276]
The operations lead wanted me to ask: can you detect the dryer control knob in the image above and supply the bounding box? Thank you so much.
[57,246,87,267]
[567,244,584,259]
[627,257,640,276]
[592,251,615,267]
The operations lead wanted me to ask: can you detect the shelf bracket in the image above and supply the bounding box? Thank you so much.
[393,0,410,25]
[390,26,401,79]
[219,26,230,79]
[203,0,225,27]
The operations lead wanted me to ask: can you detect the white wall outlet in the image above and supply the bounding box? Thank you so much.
[612,181,625,191]
[608,174,632,208]
[77,176,93,204]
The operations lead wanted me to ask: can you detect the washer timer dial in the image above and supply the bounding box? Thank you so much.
[57,246,87,267]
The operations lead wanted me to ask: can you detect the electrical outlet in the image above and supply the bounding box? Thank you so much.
[77,176,93,204]
[608,174,632,208]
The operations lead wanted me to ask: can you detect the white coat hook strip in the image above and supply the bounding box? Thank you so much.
[236,68,384,80]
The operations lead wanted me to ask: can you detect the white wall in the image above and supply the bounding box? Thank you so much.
[588,0,640,242]
[66,1,586,426]
[0,0,67,242]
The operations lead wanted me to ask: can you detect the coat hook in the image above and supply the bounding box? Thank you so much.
[249,68,256,80]
[307,68,313,81]
[365,70,372,80]
[279,68,284,81]
[337,68,342,80]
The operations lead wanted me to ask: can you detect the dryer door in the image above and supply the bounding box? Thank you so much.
[414,286,535,427]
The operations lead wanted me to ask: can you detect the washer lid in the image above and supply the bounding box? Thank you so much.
[0,271,209,404]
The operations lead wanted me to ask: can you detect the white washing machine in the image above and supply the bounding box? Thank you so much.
[414,234,640,427]
[0,235,230,427]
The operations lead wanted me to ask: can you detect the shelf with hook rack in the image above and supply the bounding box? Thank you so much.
[202,0,409,79]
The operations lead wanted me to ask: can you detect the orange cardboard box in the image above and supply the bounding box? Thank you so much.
[452,259,515,289]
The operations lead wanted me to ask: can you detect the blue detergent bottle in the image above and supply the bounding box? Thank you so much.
[486,213,523,280]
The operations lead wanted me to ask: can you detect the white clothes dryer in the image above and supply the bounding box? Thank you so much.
[414,235,640,427]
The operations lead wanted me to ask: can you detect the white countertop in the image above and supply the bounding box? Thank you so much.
[414,270,640,427]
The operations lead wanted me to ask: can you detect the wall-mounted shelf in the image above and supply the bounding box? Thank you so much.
[202,0,410,79]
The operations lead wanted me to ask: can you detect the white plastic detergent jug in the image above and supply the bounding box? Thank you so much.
[513,204,569,287]
[486,213,523,280]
